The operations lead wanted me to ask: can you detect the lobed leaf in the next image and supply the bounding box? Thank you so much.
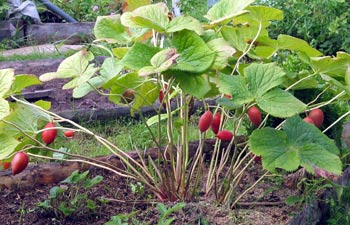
[171,30,215,73]
[205,0,254,25]
[257,88,306,118]
[249,116,342,175]
[94,15,131,44]
[0,68,14,98]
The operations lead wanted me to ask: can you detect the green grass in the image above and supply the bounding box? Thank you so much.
[0,51,73,62]
[52,113,219,158]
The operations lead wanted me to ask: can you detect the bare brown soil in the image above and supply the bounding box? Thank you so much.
[0,163,301,225]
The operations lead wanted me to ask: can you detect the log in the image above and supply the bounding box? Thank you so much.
[0,137,246,189]
[25,22,95,44]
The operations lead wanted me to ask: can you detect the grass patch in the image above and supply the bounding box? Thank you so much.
[53,113,219,158]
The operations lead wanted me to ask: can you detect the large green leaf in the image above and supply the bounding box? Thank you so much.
[94,15,131,44]
[73,58,123,98]
[283,116,339,155]
[234,5,284,27]
[0,134,20,159]
[174,74,211,99]
[139,49,179,76]
[249,116,341,175]
[166,15,203,35]
[298,143,341,175]
[171,30,215,73]
[62,64,99,89]
[72,76,104,98]
[205,0,254,25]
[0,98,9,120]
[121,42,160,70]
[245,63,285,96]
[100,58,124,81]
[277,35,322,57]
[207,38,236,70]
[11,74,41,94]
[0,102,50,137]
[249,128,299,172]
[40,50,95,81]
[131,80,159,115]
[0,68,14,97]
[106,72,142,105]
[121,3,169,32]
[221,25,269,52]
[218,73,254,105]
[256,88,306,118]
[310,52,350,78]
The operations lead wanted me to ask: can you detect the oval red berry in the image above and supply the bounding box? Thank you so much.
[211,113,221,134]
[198,111,213,133]
[11,152,29,175]
[64,130,75,138]
[216,130,233,141]
[248,106,262,128]
[308,108,324,128]
[42,122,57,145]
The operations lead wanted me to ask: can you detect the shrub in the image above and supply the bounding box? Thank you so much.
[256,0,350,55]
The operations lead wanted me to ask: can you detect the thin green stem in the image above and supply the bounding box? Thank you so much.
[323,110,350,133]
[231,22,262,76]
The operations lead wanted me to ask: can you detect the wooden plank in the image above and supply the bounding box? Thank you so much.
[25,22,95,44]
[21,89,54,100]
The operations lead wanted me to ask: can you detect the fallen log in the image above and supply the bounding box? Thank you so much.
[0,137,246,189]
[25,22,95,44]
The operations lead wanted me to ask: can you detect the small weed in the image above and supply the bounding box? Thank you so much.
[105,211,143,225]
[37,170,104,219]
[157,202,186,225]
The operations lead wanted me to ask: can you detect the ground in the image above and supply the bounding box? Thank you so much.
[0,163,301,225]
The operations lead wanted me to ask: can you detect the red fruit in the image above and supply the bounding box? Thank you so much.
[216,130,233,141]
[308,108,324,128]
[11,152,29,175]
[211,113,221,134]
[64,130,75,138]
[0,161,10,170]
[224,94,232,99]
[42,122,57,145]
[250,153,262,164]
[303,117,315,125]
[159,90,166,109]
[198,111,213,133]
[248,106,262,128]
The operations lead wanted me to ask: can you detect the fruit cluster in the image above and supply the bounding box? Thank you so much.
[1,122,75,176]
[198,110,234,141]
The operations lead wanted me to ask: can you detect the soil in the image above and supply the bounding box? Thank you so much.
[0,164,301,225]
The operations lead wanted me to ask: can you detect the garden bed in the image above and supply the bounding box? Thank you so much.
[0,163,300,225]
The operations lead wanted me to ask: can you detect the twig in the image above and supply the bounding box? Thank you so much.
[235,201,285,207]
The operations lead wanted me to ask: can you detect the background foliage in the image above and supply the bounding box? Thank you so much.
[255,0,350,55]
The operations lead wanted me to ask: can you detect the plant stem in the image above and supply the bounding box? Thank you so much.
[323,110,350,133]
[231,22,262,76]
